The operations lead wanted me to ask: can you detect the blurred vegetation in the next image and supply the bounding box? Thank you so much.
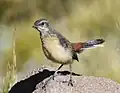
[1,0,120,92]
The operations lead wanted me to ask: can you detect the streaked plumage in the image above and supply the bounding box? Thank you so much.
[33,19,105,86]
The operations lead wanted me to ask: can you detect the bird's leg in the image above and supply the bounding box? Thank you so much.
[52,64,63,80]
[68,64,73,86]
[42,64,63,89]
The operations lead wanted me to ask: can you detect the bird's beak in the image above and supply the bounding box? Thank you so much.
[32,25,37,29]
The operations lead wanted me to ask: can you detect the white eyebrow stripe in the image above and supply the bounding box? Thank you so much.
[40,21,48,24]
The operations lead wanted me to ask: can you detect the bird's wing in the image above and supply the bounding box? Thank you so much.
[52,30,79,61]
[52,30,72,49]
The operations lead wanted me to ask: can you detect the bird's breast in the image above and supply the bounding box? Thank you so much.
[42,37,72,63]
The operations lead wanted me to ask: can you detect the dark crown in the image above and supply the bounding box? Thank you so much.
[34,19,49,26]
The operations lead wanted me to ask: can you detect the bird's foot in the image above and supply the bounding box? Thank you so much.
[68,79,73,86]
[62,79,74,86]
[42,84,46,89]
[42,74,56,89]
[52,74,55,80]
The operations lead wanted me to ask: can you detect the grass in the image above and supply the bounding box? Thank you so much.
[1,0,120,92]
[2,26,17,93]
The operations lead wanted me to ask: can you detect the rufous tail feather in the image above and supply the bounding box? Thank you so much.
[72,39,105,53]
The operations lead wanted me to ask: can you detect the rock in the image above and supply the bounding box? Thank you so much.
[33,75,120,93]
[9,68,120,93]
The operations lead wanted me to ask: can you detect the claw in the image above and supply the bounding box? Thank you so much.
[42,85,46,89]
[52,74,55,80]
[68,79,73,86]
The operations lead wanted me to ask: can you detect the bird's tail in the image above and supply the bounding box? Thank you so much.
[72,39,105,53]
[83,39,105,49]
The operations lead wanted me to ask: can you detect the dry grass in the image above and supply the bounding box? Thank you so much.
[2,26,17,93]
[1,0,120,91]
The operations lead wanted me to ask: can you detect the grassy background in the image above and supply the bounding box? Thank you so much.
[0,0,120,92]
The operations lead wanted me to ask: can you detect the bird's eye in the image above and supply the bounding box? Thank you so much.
[41,22,45,26]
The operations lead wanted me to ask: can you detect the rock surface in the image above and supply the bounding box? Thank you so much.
[9,68,120,93]
[33,75,120,93]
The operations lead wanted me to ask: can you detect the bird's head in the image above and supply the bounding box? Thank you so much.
[33,19,50,33]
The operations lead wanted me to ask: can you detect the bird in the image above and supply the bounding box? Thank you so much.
[32,18,105,86]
